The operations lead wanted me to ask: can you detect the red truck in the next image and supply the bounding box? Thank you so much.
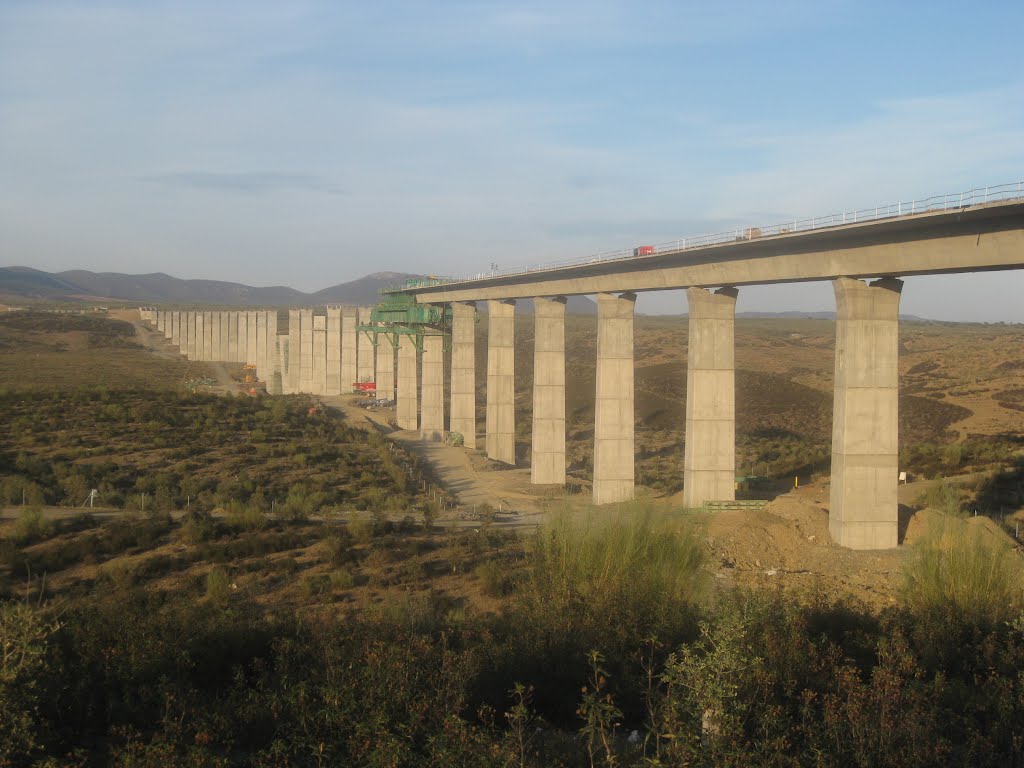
[633,245,655,257]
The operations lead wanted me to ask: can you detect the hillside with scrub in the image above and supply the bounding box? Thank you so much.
[1,310,1023,766]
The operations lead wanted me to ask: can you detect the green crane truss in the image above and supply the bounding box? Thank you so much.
[355,282,454,352]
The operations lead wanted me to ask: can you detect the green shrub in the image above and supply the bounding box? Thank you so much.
[179,510,217,544]
[917,480,964,516]
[226,503,267,532]
[13,507,54,545]
[348,513,376,543]
[521,502,707,640]
[302,574,332,599]
[206,566,231,606]
[330,569,355,590]
[99,559,139,591]
[474,560,510,597]
[902,515,1024,627]
[0,603,58,764]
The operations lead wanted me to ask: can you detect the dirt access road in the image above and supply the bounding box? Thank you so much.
[322,393,568,527]
[116,310,243,395]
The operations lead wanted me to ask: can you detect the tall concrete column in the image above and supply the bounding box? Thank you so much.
[256,311,268,378]
[532,296,566,485]
[449,301,476,447]
[237,311,248,364]
[246,311,258,365]
[397,333,419,430]
[341,307,357,393]
[211,311,222,361]
[325,307,342,395]
[265,312,278,382]
[195,312,206,361]
[186,313,197,360]
[171,311,180,349]
[221,311,230,360]
[593,292,636,504]
[375,329,396,401]
[299,309,313,393]
[312,314,327,395]
[226,313,238,362]
[357,306,374,384]
[420,334,445,440]
[205,311,215,361]
[486,299,516,465]
[830,277,903,550]
[286,309,300,394]
[683,287,738,508]
[270,334,286,395]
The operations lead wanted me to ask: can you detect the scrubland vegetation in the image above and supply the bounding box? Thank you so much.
[2,311,1024,765]
[1,504,1023,766]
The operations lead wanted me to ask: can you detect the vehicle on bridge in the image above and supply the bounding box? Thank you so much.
[633,245,655,256]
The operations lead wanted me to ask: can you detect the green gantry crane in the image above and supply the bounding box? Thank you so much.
[356,278,454,353]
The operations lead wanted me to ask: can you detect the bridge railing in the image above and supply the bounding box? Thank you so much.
[437,181,1024,285]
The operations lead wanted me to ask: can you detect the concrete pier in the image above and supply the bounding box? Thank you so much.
[195,312,206,361]
[271,335,286,395]
[237,312,248,365]
[186,313,196,360]
[593,292,636,504]
[397,333,418,430]
[830,277,903,550]
[449,301,476,447]
[171,311,180,348]
[420,334,445,440]
[219,313,229,360]
[299,309,313,393]
[357,306,374,384]
[246,311,258,366]
[326,307,342,395]
[341,307,357,394]
[286,309,300,394]
[312,314,327,395]
[212,311,222,362]
[264,312,277,380]
[226,313,238,362]
[375,329,395,401]
[206,311,215,361]
[256,311,269,379]
[682,287,738,508]
[531,296,566,485]
[486,299,516,465]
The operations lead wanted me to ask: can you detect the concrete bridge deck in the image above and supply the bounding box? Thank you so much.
[401,198,1024,302]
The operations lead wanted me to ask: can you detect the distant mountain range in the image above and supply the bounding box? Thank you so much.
[0,266,598,313]
[0,267,427,307]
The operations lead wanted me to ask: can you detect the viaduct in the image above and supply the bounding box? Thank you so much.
[143,184,1024,551]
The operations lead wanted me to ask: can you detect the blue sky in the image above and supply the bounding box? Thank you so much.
[1,0,1023,319]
